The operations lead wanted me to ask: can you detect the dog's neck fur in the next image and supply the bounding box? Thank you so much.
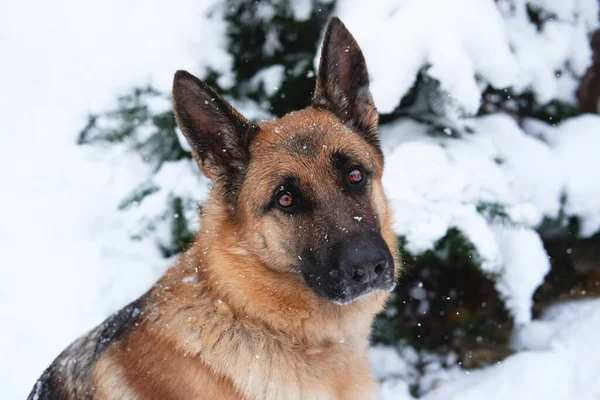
[130,196,385,399]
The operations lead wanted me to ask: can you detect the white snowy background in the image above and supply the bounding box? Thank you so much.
[1,0,600,399]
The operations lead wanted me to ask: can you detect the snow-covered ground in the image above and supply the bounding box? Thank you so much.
[374,299,600,399]
[1,0,599,399]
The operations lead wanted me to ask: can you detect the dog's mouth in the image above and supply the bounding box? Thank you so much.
[328,267,396,305]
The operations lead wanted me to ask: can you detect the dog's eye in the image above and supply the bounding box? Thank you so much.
[348,167,364,185]
[278,191,295,208]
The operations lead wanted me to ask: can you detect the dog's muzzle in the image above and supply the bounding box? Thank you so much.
[301,234,395,304]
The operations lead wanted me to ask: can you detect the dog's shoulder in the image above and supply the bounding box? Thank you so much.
[27,299,142,400]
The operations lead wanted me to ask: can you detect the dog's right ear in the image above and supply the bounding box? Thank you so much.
[172,70,258,205]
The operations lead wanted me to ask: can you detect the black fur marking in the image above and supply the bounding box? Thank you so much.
[94,300,141,357]
[27,299,141,400]
[287,136,319,158]
[27,368,69,400]
[330,150,351,171]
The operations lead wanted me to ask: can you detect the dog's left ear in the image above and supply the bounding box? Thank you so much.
[313,17,380,151]
[172,70,258,206]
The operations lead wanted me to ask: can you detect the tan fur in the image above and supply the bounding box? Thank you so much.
[90,107,398,399]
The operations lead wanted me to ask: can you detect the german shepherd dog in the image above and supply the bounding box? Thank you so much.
[28,18,398,400]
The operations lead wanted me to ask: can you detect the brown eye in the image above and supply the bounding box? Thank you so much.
[278,192,294,208]
[348,168,364,184]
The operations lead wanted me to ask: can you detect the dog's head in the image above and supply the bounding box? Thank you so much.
[173,18,396,305]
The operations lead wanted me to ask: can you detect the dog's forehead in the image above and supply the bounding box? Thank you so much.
[244,108,383,197]
[254,108,361,158]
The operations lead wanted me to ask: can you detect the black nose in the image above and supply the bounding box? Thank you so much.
[350,257,387,284]
[340,241,389,285]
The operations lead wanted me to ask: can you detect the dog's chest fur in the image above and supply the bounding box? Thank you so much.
[89,266,378,400]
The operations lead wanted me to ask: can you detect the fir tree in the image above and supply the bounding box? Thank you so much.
[77,0,600,363]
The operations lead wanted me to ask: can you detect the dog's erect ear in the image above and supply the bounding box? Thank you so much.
[313,18,380,152]
[173,70,258,205]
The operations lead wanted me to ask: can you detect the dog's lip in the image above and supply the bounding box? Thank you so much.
[332,278,396,306]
